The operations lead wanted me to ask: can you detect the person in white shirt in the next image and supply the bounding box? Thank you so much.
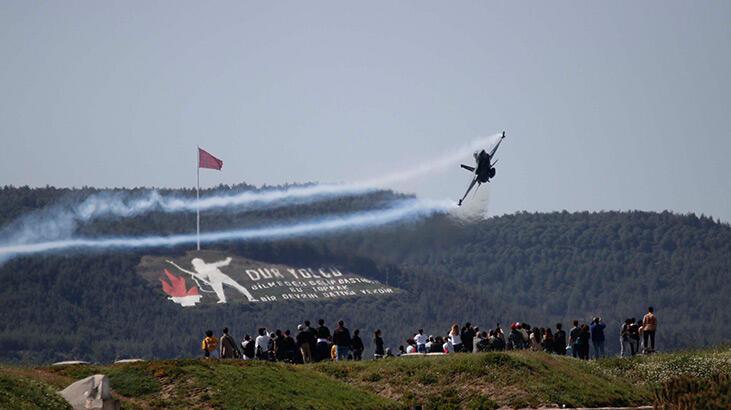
[449,324,463,352]
[254,328,271,360]
[414,329,428,353]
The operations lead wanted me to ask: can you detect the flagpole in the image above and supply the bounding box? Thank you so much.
[196,146,201,251]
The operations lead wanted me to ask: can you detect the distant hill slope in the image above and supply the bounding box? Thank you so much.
[2,348,729,409]
[327,210,731,349]
[0,186,729,363]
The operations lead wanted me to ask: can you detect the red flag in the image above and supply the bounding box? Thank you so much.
[198,148,223,170]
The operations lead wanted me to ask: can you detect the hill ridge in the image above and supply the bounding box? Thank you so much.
[0,186,729,363]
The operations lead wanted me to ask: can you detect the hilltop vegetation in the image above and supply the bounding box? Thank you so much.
[0,185,730,363]
[1,348,728,409]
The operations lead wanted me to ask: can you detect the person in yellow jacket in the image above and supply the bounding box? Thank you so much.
[202,330,218,359]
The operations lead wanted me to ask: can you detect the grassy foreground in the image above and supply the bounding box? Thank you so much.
[0,348,728,409]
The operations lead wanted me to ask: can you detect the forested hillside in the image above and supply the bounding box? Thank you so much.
[0,185,729,363]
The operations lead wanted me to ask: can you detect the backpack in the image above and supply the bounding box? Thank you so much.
[201,336,217,352]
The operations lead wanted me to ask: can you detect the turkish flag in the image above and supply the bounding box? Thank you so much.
[198,148,223,170]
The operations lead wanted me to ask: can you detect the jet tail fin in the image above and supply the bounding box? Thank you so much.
[460,164,475,172]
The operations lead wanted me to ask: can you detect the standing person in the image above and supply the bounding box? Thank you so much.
[449,324,463,352]
[316,319,331,340]
[315,335,331,363]
[472,329,483,353]
[220,327,240,359]
[554,323,567,355]
[281,330,297,363]
[537,328,545,346]
[620,319,632,357]
[268,332,277,360]
[254,328,271,360]
[492,330,506,351]
[241,335,255,360]
[628,318,640,356]
[638,321,645,352]
[495,323,504,340]
[642,306,657,354]
[332,320,352,361]
[414,329,427,353]
[577,324,590,360]
[461,323,476,354]
[590,317,606,359]
[272,330,285,361]
[373,329,385,359]
[542,328,555,353]
[529,328,541,351]
[314,319,330,362]
[201,330,218,359]
[351,329,364,361]
[304,320,318,361]
[519,324,531,349]
[508,323,522,350]
[569,320,581,358]
[296,324,313,363]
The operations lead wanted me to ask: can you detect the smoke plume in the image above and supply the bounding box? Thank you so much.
[0,133,500,259]
[0,199,456,260]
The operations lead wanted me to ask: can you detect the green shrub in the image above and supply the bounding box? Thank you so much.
[466,396,499,410]
[417,372,437,385]
[653,373,730,409]
[0,372,71,410]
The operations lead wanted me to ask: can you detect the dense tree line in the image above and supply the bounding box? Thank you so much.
[0,186,728,363]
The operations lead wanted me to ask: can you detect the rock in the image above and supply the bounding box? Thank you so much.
[58,374,120,410]
[51,361,90,366]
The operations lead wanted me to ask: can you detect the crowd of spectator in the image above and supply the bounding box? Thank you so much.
[202,319,366,363]
[200,307,659,362]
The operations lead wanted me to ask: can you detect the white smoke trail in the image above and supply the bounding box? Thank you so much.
[0,133,500,250]
[75,132,502,216]
[355,133,501,188]
[0,198,456,260]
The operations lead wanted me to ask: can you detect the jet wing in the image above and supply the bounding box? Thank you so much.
[458,178,478,206]
[489,131,506,158]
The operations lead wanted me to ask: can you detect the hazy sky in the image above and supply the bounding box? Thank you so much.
[1,1,730,220]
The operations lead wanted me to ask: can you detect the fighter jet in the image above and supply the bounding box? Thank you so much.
[458,131,506,206]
